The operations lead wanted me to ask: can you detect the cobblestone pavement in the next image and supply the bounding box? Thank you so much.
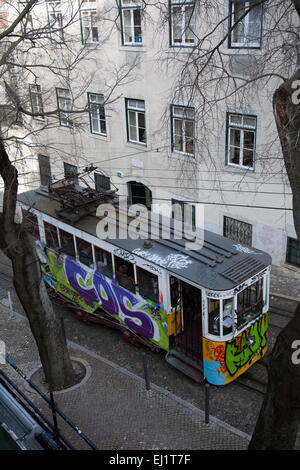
[0,306,250,450]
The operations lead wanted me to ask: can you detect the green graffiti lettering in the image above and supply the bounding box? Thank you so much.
[225,313,268,377]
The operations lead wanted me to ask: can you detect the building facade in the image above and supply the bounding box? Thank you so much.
[0,0,299,279]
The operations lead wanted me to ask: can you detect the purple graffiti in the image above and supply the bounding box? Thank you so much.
[64,256,155,339]
[112,281,155,339]
[92,271,119,314]
[64,257,98,303]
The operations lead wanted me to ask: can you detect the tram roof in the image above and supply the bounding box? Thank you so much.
[18,188,272,292]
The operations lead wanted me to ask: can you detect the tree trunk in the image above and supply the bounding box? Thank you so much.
[249,69,300,449]
[249,303,300,449]
[0,139,76,391]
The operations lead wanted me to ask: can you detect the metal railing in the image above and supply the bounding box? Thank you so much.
[0,357,99,450]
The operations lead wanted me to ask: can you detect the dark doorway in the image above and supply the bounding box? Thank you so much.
[128,181,152,210]
[169,277,203,364]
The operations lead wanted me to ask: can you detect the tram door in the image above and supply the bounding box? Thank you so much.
[169,276,203,364]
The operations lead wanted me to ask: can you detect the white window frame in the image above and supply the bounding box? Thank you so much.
[29,84,44,121]
[88,93,106,136]
[170,0,196,47]
[47,1,64,42]
[80,2,99,44]
[56,88,73,128]
[126,99,146,145]
[120,0,143,46]
[229,0,262,49]
[226,113,256,170]
[171,105,195,157]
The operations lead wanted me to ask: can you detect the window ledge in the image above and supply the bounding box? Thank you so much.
[224,164,256,176]
[171,151,195,161]
[119,45,145,52]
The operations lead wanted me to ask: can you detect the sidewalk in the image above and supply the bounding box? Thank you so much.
[269,266,300,302]
[0,305,250,451]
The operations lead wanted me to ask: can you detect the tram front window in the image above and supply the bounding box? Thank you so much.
[208,299,220,336]
[237,279,263,328]
[208,298,234,337]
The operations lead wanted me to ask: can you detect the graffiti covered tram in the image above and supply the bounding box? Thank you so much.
[18,187,271,386]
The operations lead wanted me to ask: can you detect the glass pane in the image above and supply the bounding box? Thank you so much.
[230,128,240,146]
[94,246,113,278]
[244,130,255,149]
[185,138,194,155]
[172,7,182,43]
[76,238,93,267]
[100,119,106,134]
[92,117,100,133]
[243,149,254,167]
[174,134,183,152]
[232,3,245,43]
[59,229,75,257]
[138,127,146,143]
[208,299,220,336]
[230,114,242,125]
[185,120,194,138]
[174,118,183,135]
[138,112,145,128]
[223,298,234,334]
[229,146,240,164]
[44,222,59,249]
[248,4,261,44]
[137,267,158,303]
[243,116,256,128]
[115,256,135,293]
[123,10,132,42]
[185,6,195,43]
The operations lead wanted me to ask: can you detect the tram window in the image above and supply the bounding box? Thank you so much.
[208,299,220,336]
[137,267,158,303]
[22,209,40,239]
[44,222,59,249]
[222,298,234,335]
[76,237,93,267]
[237,279,263,327]
[94,246,113,279]
[114,256,136,294]
[59,229,75,257]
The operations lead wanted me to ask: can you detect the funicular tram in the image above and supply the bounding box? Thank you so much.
[17,172,271,386]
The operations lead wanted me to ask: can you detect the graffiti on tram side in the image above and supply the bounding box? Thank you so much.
[36,241,169,351]
[203,313,268,385]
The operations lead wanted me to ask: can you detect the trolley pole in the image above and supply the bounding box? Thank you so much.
[142,352,151,391]
[205,383,210,424]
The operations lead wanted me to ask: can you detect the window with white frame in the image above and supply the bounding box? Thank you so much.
[29,84,44,120]
[229,1,263,48]
[170,0,196,46]
[47,1,64,42]
[88,93,106,135]
[171,105,195,157]
[226,113,256,169]
[120,0,142,45]
[80,0,99,44]
[56,88,73,127]
[125,99,146,145]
